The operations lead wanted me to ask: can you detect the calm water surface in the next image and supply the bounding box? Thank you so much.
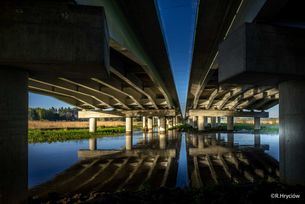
[29,132,279,188]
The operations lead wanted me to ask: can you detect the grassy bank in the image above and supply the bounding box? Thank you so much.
[169,123,279,134]
[28,127,126,143]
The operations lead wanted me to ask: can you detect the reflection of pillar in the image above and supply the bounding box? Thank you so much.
[142,133,147,144]
[159,117,166,134]
[148,132,153,144]
[147,117,153,133]
[211,117,217,128]
[254,117,261,132]
[254,133,261,147]
[192,135,198,147]
[198,116,205,131]
[211,133,217,146]
[89,138,97,150]
[227,133,234,147]
[142,116,147,131]
[89,118,97,133]
[193,116,198,129]
[217,133,221,141]
[198,136,204,149]
[159,133,166,149]
[126,117,133,133]
[227,116,234,131]
[0,69,28,203]
[126,133,133,150]
[279,80,305,185]
[168,130,173,141]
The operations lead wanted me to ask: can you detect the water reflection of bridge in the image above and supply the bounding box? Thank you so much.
[29,132,279,202]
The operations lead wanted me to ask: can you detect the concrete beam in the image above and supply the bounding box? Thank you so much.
[188,109,268,118]
[0,3,109,78]
[219,23,305,85]
[78,110,123,119]
[123,109,176,117]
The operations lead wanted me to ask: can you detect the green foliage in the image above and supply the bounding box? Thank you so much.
[28,107,78,121]
[28,127,125,143]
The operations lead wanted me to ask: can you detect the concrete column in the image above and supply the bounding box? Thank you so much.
[142,116,147,131]
[193,116,198,129]
[148,132,153,144]
[157,117,161,132]
[159,133,166,149]
[173,117,176,127]
[0,69,28,204]
[211,133,217,146]
[227,116,234,131]
[189,117,193,127]
[192,135,198,147]
[211,117,217,128]
[125,117,133,133]
[126,133,133,150]
[142,133,146,145]
[147,117,153,133]
[254,117,261,132]
[89,117,97,133]
[167,117,173,129]
[279,80,305,185]
[159,117,166,134]
[198,136,204,149]
[217,117,221,127]
[89,138,97,150]
[227,132,234,147]
[254,133,260,147]
[204,116,208,127]
[198,116,205,131]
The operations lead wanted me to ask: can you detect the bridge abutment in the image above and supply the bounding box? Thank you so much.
[0,69,28,204]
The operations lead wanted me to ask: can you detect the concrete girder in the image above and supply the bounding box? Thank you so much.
[110,67,158,109]
[205,88,219,109]
[29,78,112,109]
[252,94,279,110]
[76,0,176,109]
[59,78,130,110]
[92,78,144,109]
[78,110,123,119]
[123,109,176,117]
[188,109,268,118]
[29,86,96,109]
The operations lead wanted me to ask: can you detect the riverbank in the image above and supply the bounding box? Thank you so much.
[28,127,126,143]
[29,120,142,130]
[169,123,279,134]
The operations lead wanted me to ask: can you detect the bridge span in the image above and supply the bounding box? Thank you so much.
[0,0,181,203]
[186,0,305,187]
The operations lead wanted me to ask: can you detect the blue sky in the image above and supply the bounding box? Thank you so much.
[29,0,279,118]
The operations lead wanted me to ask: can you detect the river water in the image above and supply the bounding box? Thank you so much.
[29,132,279,188]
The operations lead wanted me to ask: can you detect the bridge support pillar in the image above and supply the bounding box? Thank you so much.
[89,138,97,150]
[159,117,166,134]
[147,117,153,133]
[193,116,198,129]
[227,116,234,131]
[0,69,28,204]
[204,116,208,127]
[198,136,204,149]
[198,116,205,131]
[217,117,221,127]
[167,117,173,129]
[142,116,147,132]
[254,117,261,132]
[89,118,97,133]
[211,117,217,128]
[279,80,305,185]
[126,117,133,134]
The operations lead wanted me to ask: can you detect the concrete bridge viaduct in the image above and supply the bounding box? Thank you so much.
[0,0,305,203]
[186,0,305,187]
[0,0,181,203]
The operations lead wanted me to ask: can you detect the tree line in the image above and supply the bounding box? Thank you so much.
[28,107,78,121]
